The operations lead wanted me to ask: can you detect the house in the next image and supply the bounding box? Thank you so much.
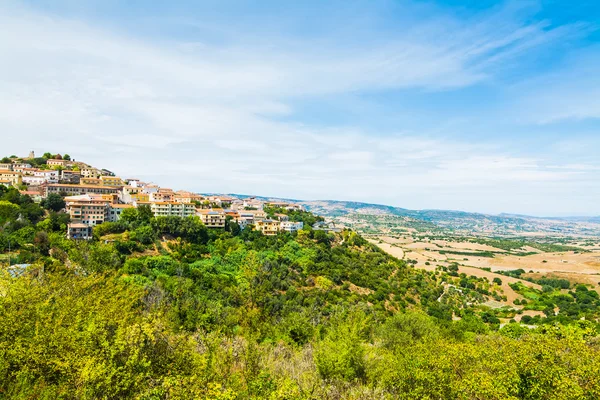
[120,186,150,204]
[101,169,115,176]
[0,171,22,187]
[46,159,70,168]
[150,190,173,202]
[12,162,32,170]
[313,221,342,233]
[125,178,141,187]
[19,190,43,203]
[65,194,110,225]
[280,221,304,233]
[123,187,150,203]
[81,167,101,178]
[0,163,13,171]
[106,203,133,222]
[67,223,93,240]
[255,219,280,236]
[142,184,160,195]
[197,209,226,228]
[274,213,289,221]
[33,169,59,183]
[60,170,81,184]
[44,183,120,197]
[236,212,255,229]
[22,175,46,186]
[150,201,196,218]
[173,191,205,204]
[242,209,267,221]
[0,179,13,187]
[20,167,38,175]
[242,198,264,210]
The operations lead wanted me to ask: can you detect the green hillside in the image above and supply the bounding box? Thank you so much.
[2,185,600,399]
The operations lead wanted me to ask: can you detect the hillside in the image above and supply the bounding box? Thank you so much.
[1,164,600,398]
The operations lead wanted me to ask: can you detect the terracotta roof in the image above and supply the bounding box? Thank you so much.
[68,223,89,228]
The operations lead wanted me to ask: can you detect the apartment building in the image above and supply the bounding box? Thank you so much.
[0,171,22,187]
[44,184,120,197]
[67,223,93,240]
[150,202,196,218]
[197,209,226,228]
[100,175,124,187]
[255,219,280,236]
[81,177,102,185]
[65,194,110,225]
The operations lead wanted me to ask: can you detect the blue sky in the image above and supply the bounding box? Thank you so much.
[1,0,599,216]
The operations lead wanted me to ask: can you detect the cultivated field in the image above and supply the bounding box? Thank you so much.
[370,234,600,313]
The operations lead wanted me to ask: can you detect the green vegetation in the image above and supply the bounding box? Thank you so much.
[471,237,585,253]
[438,249,496,258]
[2,184,600,398]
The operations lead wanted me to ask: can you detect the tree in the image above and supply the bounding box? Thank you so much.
[493,277,502,286]
[63,154,71,161]
[34,231,50,255]
[0,200,20,223]
[0,157,10,163]
[42,194,66,212]
[137,204,153,223]
[42,152,53,159]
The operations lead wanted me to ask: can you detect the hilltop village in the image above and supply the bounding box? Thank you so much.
[0,152,308,239]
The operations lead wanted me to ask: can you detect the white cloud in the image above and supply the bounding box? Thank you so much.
[0,2,598,215]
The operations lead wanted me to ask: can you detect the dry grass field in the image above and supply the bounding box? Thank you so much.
[370,234,600,310]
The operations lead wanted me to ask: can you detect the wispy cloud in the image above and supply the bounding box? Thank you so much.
[0,1,598,215]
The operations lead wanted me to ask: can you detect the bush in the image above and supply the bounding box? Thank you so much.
[314,309,369,381]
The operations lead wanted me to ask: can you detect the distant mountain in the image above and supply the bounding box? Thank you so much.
[227,195,600,237]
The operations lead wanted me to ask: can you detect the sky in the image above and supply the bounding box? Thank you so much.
[1,0,599,216]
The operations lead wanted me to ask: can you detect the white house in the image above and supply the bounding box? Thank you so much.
[34,169,59,183]
[280,221,304,233]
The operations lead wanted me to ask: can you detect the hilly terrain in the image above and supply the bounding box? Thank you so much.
[0,163,600,398]
[229,195,600,237]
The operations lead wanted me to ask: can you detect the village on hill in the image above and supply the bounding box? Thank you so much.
[0,151,309,240]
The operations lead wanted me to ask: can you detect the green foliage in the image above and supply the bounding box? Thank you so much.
[314,309,370,382]
[41,193,66,212]
[2,181,600,398]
